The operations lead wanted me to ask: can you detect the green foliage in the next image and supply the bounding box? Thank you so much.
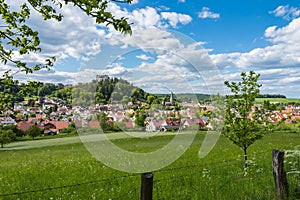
[257,94,286,98]
[0,0,132,76]
[134,111,147,128]
[0,76,22,111]
[0,1,132,111]
[224,71,271,167]
[285,146,300,196]
[51,86,73,103]
[262,100,278,111]
[59,123,77,134]
[131,88,147,102]
[0,128,15,148]
[2,124,24,137]
[73,76,149,106]
[147,94,156,104]
[26,125,42,140]
[161,93,211,103]
[96,112,111,133]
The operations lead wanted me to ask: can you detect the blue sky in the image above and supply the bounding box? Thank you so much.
[2,0,300,97]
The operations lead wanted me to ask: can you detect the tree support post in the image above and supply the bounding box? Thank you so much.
[140,172,153,200]
[272,149,289,199]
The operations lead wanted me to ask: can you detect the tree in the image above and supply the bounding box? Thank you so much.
[263,100,277,111]
[26,125,42,140]
[135,111,146,128]
[224,71,271,168]
[2,124,25,137]
[0,0,132,76]
[97,112,110,132]
[147,95,156,104]
[0,129,15,148]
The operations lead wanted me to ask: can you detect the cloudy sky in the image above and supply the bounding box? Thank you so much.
[2,0,300,97]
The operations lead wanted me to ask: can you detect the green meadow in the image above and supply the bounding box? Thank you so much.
[0,131,299,199]
[255,98,300,104]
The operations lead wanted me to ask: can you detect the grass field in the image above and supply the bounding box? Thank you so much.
[0,131,299,199]
[255,98,300,104]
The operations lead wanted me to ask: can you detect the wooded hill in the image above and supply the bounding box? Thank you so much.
[1,75,297,108]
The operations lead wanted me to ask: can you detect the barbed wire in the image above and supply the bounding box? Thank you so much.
[0,173,140,197]
[0,149,276,198]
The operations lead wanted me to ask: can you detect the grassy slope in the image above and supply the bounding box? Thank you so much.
[0,131,299,199]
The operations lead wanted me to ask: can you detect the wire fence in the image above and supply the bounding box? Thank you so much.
[153,153,275,200]
[0,150,298,199]
[0,174,141,200]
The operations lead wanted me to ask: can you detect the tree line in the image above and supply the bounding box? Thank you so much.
[257,94,286,98]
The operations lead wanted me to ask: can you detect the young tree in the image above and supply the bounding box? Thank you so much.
[0,129,15,148]
[26,125,42,140]
[224,71,271,168]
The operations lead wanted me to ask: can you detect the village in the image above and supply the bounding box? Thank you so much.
[1,93,300,136]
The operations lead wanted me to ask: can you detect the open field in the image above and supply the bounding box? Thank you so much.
[0,131,299,199]
[255,98,300,104]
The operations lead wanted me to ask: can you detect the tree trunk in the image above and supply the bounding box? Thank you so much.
[1,143,3,148]
[243,147,248,169]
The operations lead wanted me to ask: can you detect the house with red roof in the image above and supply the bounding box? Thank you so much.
[88,121,99,128]
[42,121,69,135]
[17,121,33,132]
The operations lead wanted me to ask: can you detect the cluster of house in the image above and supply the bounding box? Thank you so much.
[1,96,300,135]
[72,101,213,132]
[1,96,71,135]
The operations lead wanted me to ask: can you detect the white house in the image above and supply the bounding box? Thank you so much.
[1,117,16,125]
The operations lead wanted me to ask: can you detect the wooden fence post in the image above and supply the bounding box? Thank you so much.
[140,172,153,200]
[272,149,289,199]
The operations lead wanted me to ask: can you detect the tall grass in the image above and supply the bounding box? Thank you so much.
[0,131,299,199]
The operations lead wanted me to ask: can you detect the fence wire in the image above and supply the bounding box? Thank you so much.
[0,150,288,200]
[0,173,140,199]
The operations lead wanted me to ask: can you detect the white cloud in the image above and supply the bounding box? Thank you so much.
[33,5,105,59]
[161,12,192,28]
[270,5,300,20]
[130,7,162,28]
[210,17,300,97]
[198,7,220,19]
[104,5,192,48]
[136,54,152,60]
[178,0,185,3]
[156,6,170,11]
[0,2,106,74]
[1,2,193,80]
[123,42,223,94]
[74,64,131,84]
[13,69,77,84]
[131,0,139,4]
[118,27,183,51]
[106,3,192,30]
[211,17,300,70]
